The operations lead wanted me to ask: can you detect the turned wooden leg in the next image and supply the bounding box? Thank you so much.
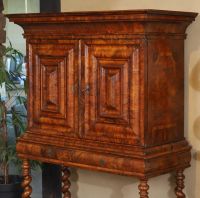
[138,178,149,198]
[175,169,186,198]
[62,166,71,198]
[21,159,32,198]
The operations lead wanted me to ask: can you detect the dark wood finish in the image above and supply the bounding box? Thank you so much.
[7,10,197,197]
[139,178,149,198]
[62,167,71,198]
[40,0,60,13]
[21,160,32,198]
[175,169,186,198]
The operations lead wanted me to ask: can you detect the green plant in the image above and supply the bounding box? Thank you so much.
[0,43,38,184]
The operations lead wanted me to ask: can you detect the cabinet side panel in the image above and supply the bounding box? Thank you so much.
[146,38,184,146]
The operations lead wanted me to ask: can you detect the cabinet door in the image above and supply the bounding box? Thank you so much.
[81,40,143,145]
[29,42,78,136]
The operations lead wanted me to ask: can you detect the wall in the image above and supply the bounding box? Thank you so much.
[3,0,39,53]
[61,1,200,198]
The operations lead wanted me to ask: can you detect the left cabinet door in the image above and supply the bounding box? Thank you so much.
[28,41,78,136]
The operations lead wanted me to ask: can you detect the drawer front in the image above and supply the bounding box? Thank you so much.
[80,40,144,145]
[29,41,78,135]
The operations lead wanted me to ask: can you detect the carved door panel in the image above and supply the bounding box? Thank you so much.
[29,42,78,136]
[81,40,143,145]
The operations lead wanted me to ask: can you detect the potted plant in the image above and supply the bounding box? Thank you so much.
[0,43,38,198]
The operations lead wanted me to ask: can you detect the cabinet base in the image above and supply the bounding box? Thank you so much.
[17,133,191,178]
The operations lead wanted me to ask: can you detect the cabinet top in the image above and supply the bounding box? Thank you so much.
[6,10,198,37]
[7,9,197,24]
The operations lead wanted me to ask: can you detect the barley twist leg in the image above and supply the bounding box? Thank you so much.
[22,159,32,198]
[62,166,71,198]
[175,169,186,198]
[138,177,149,198]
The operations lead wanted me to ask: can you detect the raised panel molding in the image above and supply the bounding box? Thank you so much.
[45,66,58,106]
[97,59,129,124]
[29,44,77,134]
[40,60,63,114]
[82,41,142,145]
[99,63,122,118]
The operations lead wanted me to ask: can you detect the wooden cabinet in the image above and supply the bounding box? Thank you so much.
[7,10,197,197]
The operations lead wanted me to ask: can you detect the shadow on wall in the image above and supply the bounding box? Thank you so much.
[189,47,200,157]
[185,14,200,135]
[187,62,200,197]
[186,15,200,56]
[167,174,176,198]
[70,168,138,198]
[190,109,200,197]
[70,168,79,198]
[190,60,200,91]
[70,169,185,198]
[193,115,200,142]
[184,13,200,198]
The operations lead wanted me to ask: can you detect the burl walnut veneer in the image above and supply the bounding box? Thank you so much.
[7,10,197,198]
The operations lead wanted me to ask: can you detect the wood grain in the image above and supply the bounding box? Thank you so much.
[6,10,198,197]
